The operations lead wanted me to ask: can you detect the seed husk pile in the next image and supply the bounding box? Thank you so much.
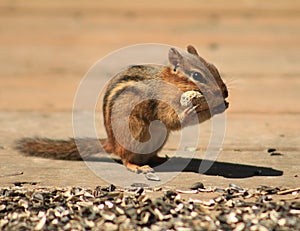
[0,185,299,230]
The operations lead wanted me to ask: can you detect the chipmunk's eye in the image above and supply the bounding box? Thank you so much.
[192,71,206,83]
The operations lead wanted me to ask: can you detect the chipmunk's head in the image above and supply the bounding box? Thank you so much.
[168,45,229,115]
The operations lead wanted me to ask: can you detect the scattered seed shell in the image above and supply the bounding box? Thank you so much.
[190,182,204,190]
[176,189,198,194]
[145,172,160,181]
[270,152,283,156]
[0,185,299,230]
[267,148,277,153]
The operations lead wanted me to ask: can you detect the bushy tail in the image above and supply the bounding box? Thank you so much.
[16,137,107,161]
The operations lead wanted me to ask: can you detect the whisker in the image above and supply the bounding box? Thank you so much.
[224,77,240,90]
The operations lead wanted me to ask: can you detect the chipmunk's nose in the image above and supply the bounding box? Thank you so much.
[223,88,228,98]
[221,83,229,98]
[224,100,229,108]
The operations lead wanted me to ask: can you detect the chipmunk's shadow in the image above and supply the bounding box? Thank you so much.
[152,157,283,178]
[86,156,283,179]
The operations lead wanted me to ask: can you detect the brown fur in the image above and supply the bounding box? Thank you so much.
[16,45,229,173]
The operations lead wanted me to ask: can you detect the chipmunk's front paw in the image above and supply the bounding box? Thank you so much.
[138,165,155,173]
[179,105,198,123]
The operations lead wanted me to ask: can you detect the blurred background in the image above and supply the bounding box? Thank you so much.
[0,0,299,113]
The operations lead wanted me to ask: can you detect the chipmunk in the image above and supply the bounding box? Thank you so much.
[16,45,229,173]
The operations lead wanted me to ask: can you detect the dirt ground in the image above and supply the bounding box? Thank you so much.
[0,0,299,198]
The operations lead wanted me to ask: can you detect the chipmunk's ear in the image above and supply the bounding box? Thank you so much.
[187,45,199,56]
[168,48,183,70]
[187,45,210,66]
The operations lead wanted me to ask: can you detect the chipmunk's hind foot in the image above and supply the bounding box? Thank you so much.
[125,163,155,174]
